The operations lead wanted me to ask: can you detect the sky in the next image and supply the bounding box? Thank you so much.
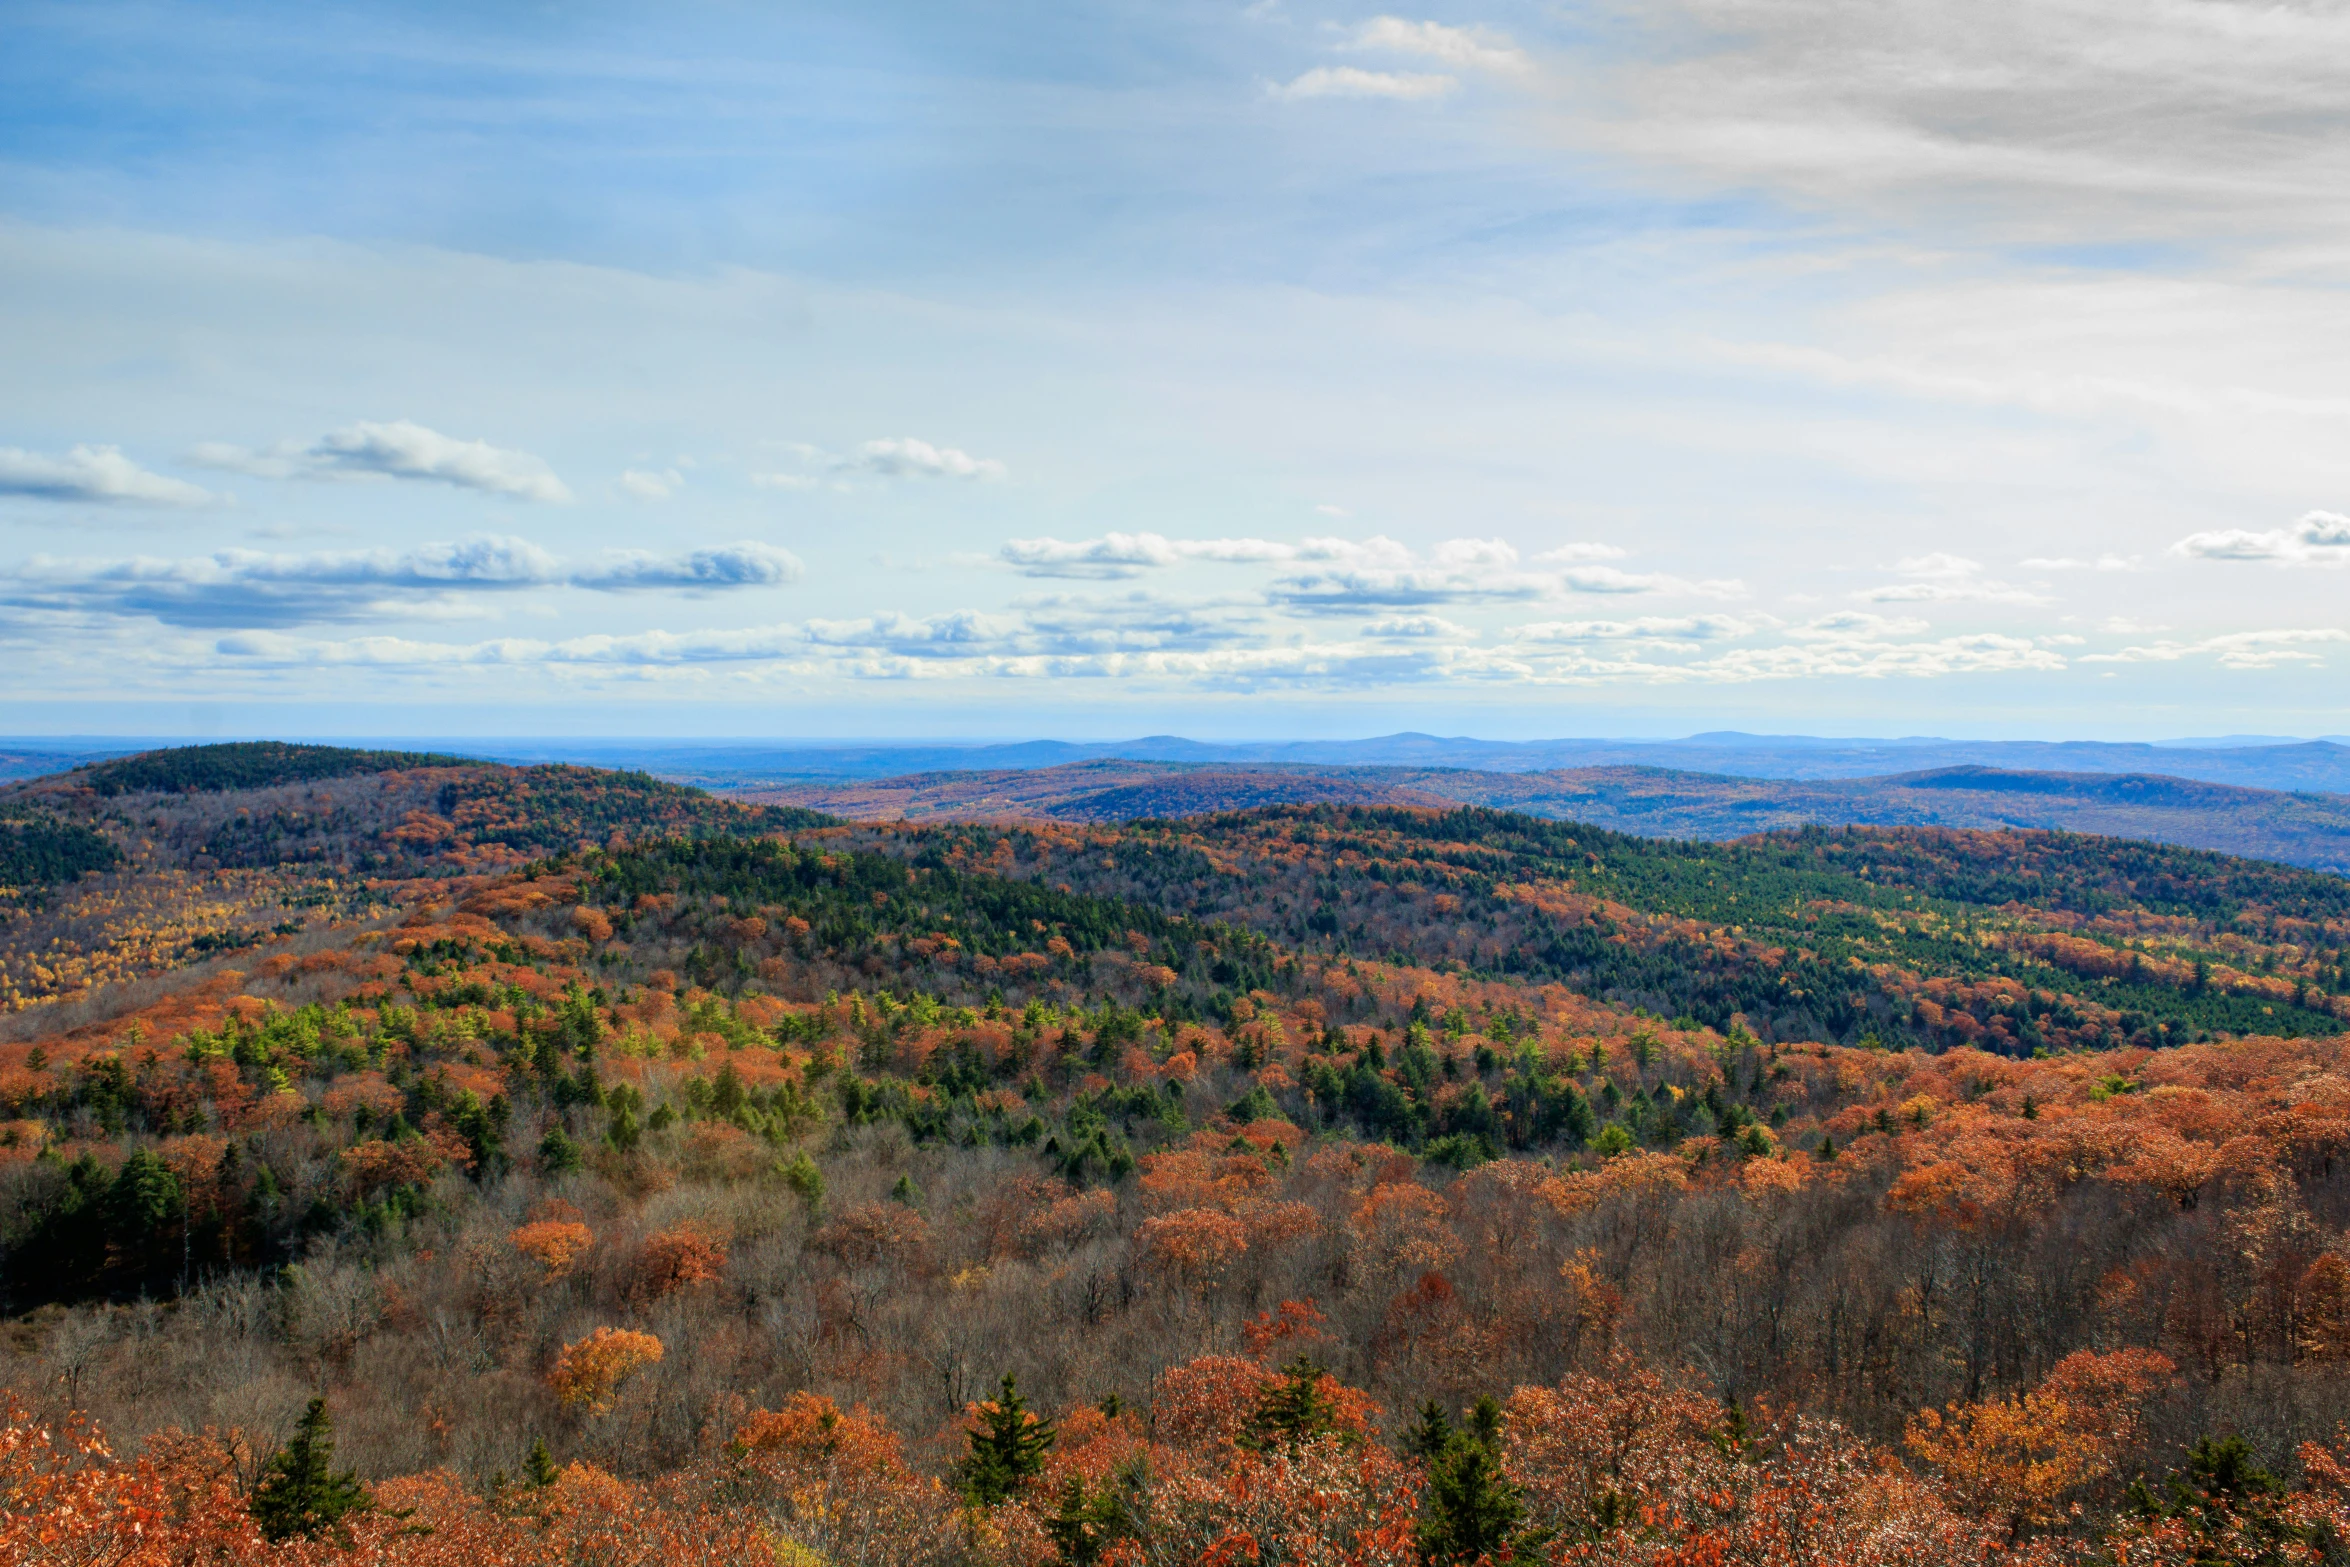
[2,0,2348,743]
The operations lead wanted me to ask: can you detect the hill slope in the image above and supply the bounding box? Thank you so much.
[741,758,2350,872]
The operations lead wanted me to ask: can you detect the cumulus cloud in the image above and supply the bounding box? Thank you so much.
[1364,614,1476,638]
[1348,17,1531,75]
[191,420,571,502]
[1857,553,2051,605]
[202,610,2068,690]
[1514,613,1754,643]
[837,437,1006,481]
[1272,66,1457,100]
[572,543,803,590]
[1001,531,1392,580]
[1785,611,1929,640]
[2082,627,2350,670]
[1000,533,1735,607]
[3,536,800,629]
[2170,510,2350,565]
[0,445,217,507]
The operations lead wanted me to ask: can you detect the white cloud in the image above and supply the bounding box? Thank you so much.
[1348,17,1531,75]
[838,437,1006,481]
[1595,0,2350,249]
[572,542,803,590]
[1515,613,1754,642]
[2170,510,2350,565]
[618,467,682,500]
[1530,542,1628,564]
[4,536,800,628]
[1273,66,1457,101]
[0,445,217,507]
[311,420,570,501]
[2021,553,2142,572]
[193,420,572,501]
[2082,627,2350,670]
[1857,553,2051,605]
[1001,531,1406,580]
[1364,614,1475,638]
[1786,611,1928,640]
[2099,615,2170,634]
[1001,532,1184,579]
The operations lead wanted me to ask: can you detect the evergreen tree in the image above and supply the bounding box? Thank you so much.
[1400,1399,1454,1461]
[1416,1396,1530,1565]
[1041,1471,1132,1566]
[250,1398,368,1543]
[957,1373,1055,1507]
[1246,1356,1345,1452]
[2131,1435,2300,1567]
[538,1125,582,1175]
[524,1435,559,1489]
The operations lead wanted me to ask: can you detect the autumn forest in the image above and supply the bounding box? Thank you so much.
[6,742,2350,1566]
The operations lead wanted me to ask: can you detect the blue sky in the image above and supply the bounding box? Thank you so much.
[2,0,2347,741]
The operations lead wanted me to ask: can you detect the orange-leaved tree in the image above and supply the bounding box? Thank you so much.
[549,1328,664,1414]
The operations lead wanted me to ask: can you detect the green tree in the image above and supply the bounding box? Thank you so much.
[1416,1396,1530,1565]
[524,1435,560,1489]
[1400,1399,1454,1461]
[2130,1435,2301,1567]
[1042,1471,1133,1566]
[105,1148,182,1256]
[1246,1356,1345,1452]
[250,1398,369,1543]
[538,1125,582,1175]
[957,1373,1055,1507]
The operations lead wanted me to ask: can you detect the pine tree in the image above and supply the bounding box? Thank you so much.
[524,1435,559,1488]
[1400,1399,1454,1461]
[1416,1395,1529,1565]
[1041,1472,1131,1566]
[957,1373,1055,1507]
[538,1125,582,1175]
[1247,1356,1345,1452]
[250,1398,369,1543]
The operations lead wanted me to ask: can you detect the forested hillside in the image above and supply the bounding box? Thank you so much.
[6,756,2350,1565]
[747,757,2350,872]
[0,744,832,1013]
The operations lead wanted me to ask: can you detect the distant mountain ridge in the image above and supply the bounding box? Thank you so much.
[480,731,2350,796]
[737,758,2350,874]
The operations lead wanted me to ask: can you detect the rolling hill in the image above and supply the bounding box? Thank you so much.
[4,742,2350,1565]
[738,758,2350,872]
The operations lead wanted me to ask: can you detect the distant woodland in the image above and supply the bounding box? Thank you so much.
[3,745,2350,1565]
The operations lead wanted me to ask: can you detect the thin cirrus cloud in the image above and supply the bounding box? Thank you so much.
[1857,553,2051,606]
[618,468,683,501]
[1272,66,1457,101]
[0,444,218,507]
[1348,17,1532,75]
[1272,15,1531,101]
[5,537,802,629]
[2170,510,2350,565]
[1596,0,2350,248]
[189,420,572,502]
